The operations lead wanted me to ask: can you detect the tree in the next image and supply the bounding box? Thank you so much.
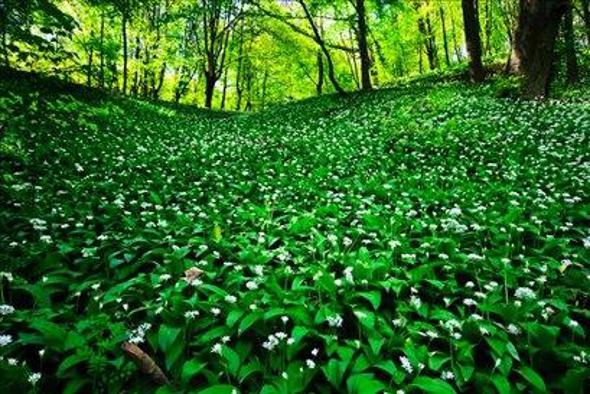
[297,0,345,94]
[563,2,579,84]
[196,0,243,109]
[509,0,569,98]
[354,0,372,90]
[462,0,485,82]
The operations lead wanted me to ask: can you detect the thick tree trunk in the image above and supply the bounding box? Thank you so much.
[298,0,345,94]
[563,4,578,84]
[316,51,324,95]
[510,0,568,98]
[355,0,372,90]
[439,7,451,67]
[122,14,128,95]
[462,0,485,82]
[579,0,590,46]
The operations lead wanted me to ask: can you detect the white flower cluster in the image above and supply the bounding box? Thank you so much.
[514,287,536,300]
[326,314,343,328]
[128,323,151,344]
[262,331,290,351]
[0,304,15,315]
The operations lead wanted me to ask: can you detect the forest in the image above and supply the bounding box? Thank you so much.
[0,0,589,393]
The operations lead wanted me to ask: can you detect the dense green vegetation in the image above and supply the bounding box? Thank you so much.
[1,69,589,393]
[2,0,588,105]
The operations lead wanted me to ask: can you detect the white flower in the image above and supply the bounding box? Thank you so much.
[211,307,221,316]
[326,315,343,328]
[158,274,172,282]
[281,316,289,324]
[507,324,520,335]
[28,372,41,385]
[211,343,223,354]
[449,207,462,217]
[311,348,319,356]
[306,359,316,369]
[514,287,536,300]
[246,281,258,290]
[400,356,413,374]
[463,298,477,306]
[225,295,237,303]
[0,272,13,282]
[441,370,455,381]
[184,310,200,319]
[0,304,15,315]
[262,335,280,351]
[0,335,13,347]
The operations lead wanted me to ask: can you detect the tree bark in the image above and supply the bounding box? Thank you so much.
[462,0,486,82]
[509,0,568,98]
[439,7,451,67]
[563,3,578,84]
[298,0,345,94]
[122,13,128,95]
[582,0,590,46]
[204,70,216,109]
[99,10,105,89]
[87,47,93,87]
[418,15,438,70]
[316,50,324,95]
[355,0,372,90]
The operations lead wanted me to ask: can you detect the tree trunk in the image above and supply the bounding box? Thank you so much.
[298,0,345,94]
[87,48,93,87]
[563,3,578,84]
[579,0,590,46]
[153,62,166,100]
[99,10,105,89]
[355,0,372,90]
[316,51,324,95]
[261,70,268,110]
[439,7,451,67]
[450,11,462,61]
[484,0,493,55]
[204,71,216,109]
[418,15,438,70]
[122,13,128,95]
[462,0,486,82]
[510,0,568,98]
[221,67,228,110]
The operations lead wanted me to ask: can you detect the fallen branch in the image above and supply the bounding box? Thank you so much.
[122,342,170,386]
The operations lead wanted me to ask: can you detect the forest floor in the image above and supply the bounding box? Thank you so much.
[0,70,589,393]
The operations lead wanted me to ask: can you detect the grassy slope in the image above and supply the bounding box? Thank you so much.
[0,70,589,393]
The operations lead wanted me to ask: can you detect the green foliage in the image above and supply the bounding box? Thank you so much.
[0,71,589,393]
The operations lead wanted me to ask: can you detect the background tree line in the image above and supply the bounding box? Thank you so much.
[1,0,588,109]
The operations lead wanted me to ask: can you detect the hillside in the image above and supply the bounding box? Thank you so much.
[1,71,589,393]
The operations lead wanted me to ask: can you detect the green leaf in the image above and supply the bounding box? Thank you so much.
[491,374,511,394]
[222,346,241,376]
[197,385,237,394]
[158,325,182,352]
[518,367,547,393]
[57,354,87,376]
[358,291,382,310]
[346,373,385,394]
[181,360,206,384]
[322,359,345,388]
[238,312,262,335]
[412,377,457,394]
